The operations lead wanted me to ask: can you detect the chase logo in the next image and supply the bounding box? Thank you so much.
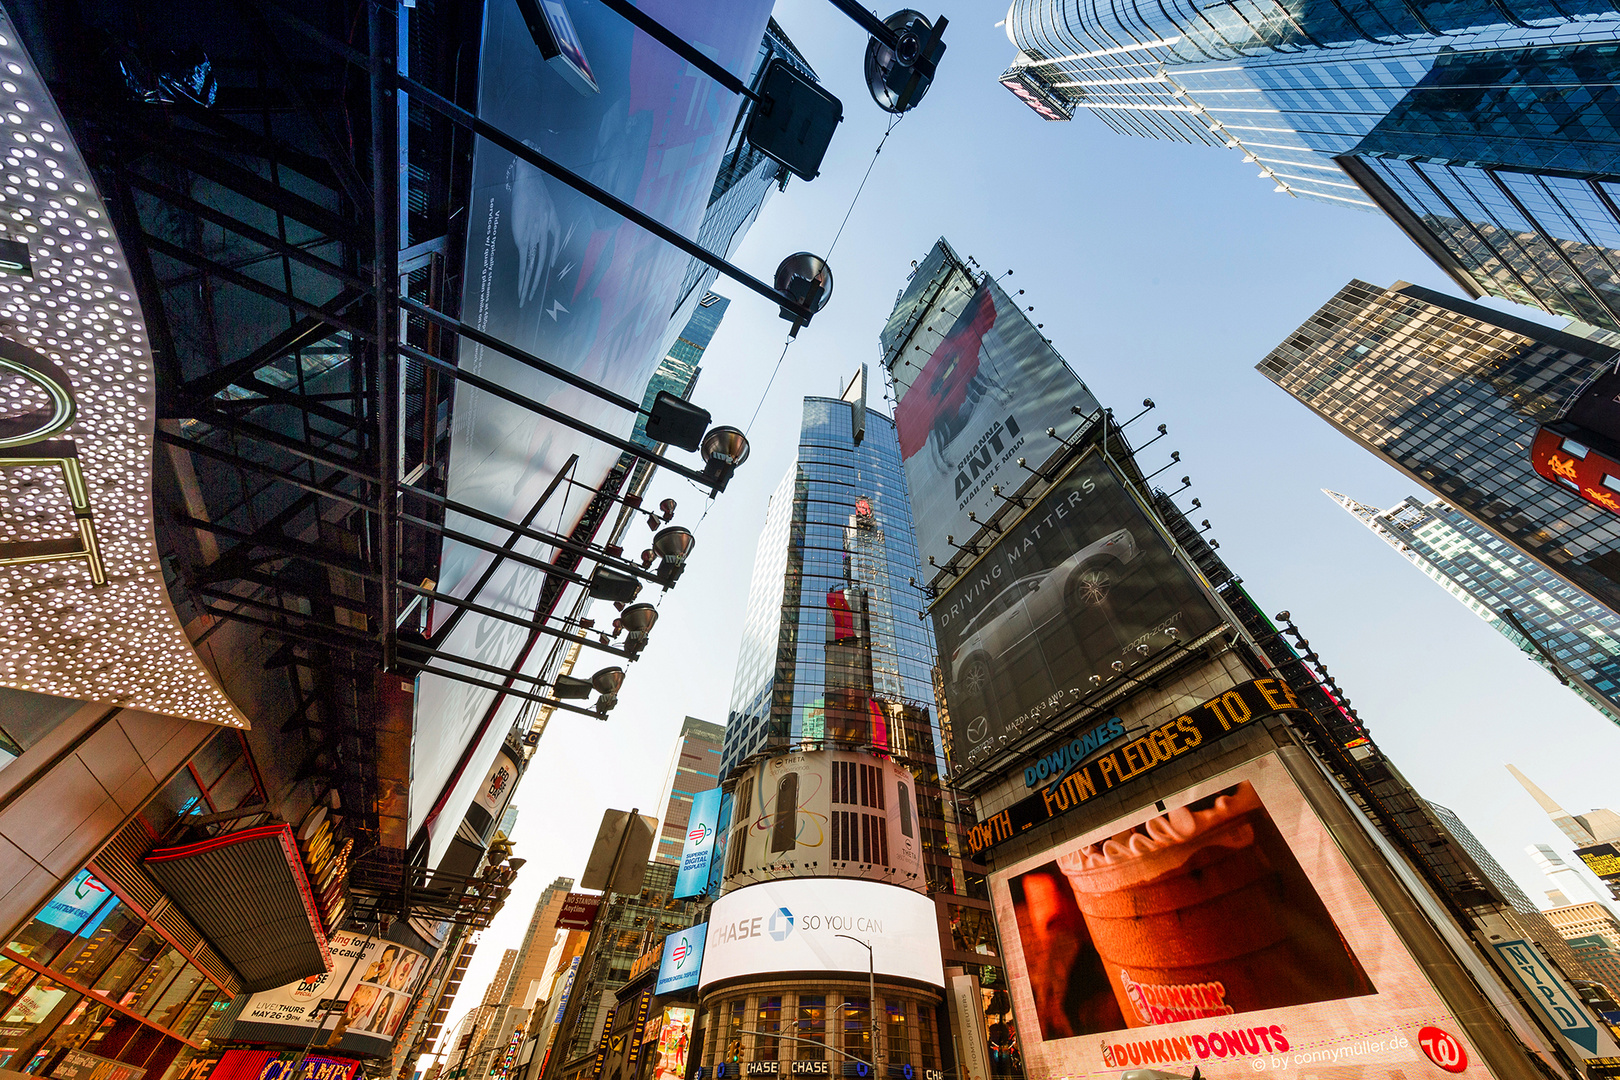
[767,907,794,941]
[689,822,711,846]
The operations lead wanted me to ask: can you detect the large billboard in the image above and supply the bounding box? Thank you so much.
[650,1007,695,1080]
[884,241,1101,569]
[412,0,775,866]
[991,753,1492,1079]
[932,450,1224,774]
[700,878,944,989]
[231,933,427,1055]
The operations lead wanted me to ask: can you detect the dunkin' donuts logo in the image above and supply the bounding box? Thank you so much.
[1121,971,1234,1025]
[1100,1024,1289,1069]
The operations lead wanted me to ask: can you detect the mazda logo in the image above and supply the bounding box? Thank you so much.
[966,715,989,743]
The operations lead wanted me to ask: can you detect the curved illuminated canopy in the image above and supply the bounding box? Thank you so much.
[0,9,245,726]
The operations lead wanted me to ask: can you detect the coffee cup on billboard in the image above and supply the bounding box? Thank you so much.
[1058,782,1371,1027]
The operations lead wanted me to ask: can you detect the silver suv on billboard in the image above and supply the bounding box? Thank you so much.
[948,527,1140,714]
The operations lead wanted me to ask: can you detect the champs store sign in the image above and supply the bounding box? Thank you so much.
[968,678,1305,855]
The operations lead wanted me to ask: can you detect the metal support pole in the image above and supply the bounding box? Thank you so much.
[836,935,879,1076]
[371,1,401,673]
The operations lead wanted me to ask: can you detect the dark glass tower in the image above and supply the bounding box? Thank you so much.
[1330,491,1620,725]
[1001,0,1620,330]
[1259,278,1620,615]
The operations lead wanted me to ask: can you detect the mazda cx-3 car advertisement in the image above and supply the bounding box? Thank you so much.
[933,450,1223,773]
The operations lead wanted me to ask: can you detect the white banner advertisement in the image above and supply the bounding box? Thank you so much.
[699,878,943,989]
[237,932,428,1050]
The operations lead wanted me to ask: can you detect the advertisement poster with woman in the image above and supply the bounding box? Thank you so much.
[237,933,427,1052]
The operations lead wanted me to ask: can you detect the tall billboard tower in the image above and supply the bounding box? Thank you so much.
[884,241,1620,1080]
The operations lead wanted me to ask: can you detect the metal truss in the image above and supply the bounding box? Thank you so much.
[34,0,774,925]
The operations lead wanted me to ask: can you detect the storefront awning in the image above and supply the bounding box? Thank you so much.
[145,823,331,991]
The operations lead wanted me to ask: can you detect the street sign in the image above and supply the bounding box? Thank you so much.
[1493,939,1600,1052]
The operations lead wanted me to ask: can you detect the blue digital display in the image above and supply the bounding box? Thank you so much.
[656,923,707,995]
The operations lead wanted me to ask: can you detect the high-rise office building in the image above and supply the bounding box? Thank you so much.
[724,399,941,773]
[1331,491,1620,724]
[1532,844,1609,906]
[1510,766,1620,848]
[1429,801,1593,979]
[999,0,1620,329]
[1547,901,1620,950]
[653,717,725,865]
[1566,934,1620,992]
[1259,279,1620,617]
[506,878,577,1010]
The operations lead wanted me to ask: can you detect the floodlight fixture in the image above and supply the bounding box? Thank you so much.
[552,674,594,700]
[645,391,710,452]
[652,525,696,585]
[775,253,832,334]
[700,426,751,490]
[621,603,658,658]
[588,565,640,603]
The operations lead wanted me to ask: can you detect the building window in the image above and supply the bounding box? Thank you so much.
[884,1000,906,1066]
[0,870,227,1076]
[796,995,825,1061]
[917,1004,936,1070]
[841,998,870,1064]
[757,997,782,1061]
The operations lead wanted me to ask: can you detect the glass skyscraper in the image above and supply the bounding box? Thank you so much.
[725,398,939,766]
[723,395,952,887]
[1000,0,1620,329]
[1427,801,1596,980]
[1330,490,1620,724]
[1259,278,1620,616]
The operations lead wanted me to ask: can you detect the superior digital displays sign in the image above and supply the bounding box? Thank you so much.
[674,788,722,899]
[932,450,1224,778]
[656,923,707,995]
[990,753,1492,1079]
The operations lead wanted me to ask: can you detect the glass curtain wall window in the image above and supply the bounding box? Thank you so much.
[884,1000,906,1065]
[0,872,228,1076]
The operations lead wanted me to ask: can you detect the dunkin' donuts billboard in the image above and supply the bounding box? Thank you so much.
[990,754,1490,1079]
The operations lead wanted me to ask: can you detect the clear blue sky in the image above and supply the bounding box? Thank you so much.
[440,0,1620,1047]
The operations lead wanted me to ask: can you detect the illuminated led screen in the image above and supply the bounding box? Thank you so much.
[990,753,1492,1078]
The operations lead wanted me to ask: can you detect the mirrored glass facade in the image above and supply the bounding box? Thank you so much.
[1002,0,1620,330]
[1331,490,1620,724]
[1259,279,1620,617]
[723,398,954,890]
